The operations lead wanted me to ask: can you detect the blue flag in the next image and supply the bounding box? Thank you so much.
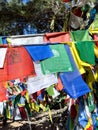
[59,73,90,98]
[64,44,80,81]
[25,45,54,61]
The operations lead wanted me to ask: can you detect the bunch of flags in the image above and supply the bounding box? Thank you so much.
[0,15,98,129]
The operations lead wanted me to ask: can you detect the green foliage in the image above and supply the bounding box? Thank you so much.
[0,0,66,35]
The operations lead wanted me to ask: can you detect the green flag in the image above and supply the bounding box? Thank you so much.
[46,86,54,96]
[40,44,73,74]
[0,37,2,44]
[70,30,92,42]
[75,41,95,65]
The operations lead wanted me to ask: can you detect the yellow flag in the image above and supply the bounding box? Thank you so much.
[94,45,98,58]
[31,102,39,112]
[6,109,11,119]
[6,38,11,45]
[69,42,86,74]
[62,42,92,74]
[39,103,46,112]
[84,67,95,90]
[94,65,98,82]
[48,107,53,123]
[25,91,30,103]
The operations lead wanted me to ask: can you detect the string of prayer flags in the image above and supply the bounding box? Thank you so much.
[87,92,95,113]
[78,99,88,129]
[70,30,92,42]
[0,19,98,128]
[0,46,36,82]
[91,113,98,130]
[75,41,95,65]
[25,45,54,61]
[84,97,93,130]
[44,32,70,43]
[66,114,75,130]
[66,99,78,130]
[40,44,73,74]
[30,102,40,112]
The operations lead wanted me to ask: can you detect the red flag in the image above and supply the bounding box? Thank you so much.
[55,78,63,91]
[0,46,36,82]
[0,82,8,101]
[94,34,98,47]
[73,7,82,17]
[63,0,70,2]
[44,32,70,43]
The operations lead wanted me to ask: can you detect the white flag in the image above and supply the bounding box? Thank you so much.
[0,48,7,68]
[27,62,58,94]
[7,34,44,46]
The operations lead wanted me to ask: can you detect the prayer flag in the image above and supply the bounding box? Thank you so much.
[41,44,73,74]
[63,44,80,81]
[0,46,36,82]
[59,73,90,98]
[0,82,8,102]
[94,34,98,47]
[70,30,92,42]
[63,0,70,2]
[25,45,53,61]
[0,37,3,44]
[94,45,98,58]
[68,42,86,74]
[27,62,57,94]
[68,12,83,29]
[78,99,88,128]
[0,48,7,68]
[44,32,70,43]
[13,107,22,121]
[7,34,44,45]
[2,36,7,44]
[46,86,54,97]
[75,41,95,65]
[55,78,64,91]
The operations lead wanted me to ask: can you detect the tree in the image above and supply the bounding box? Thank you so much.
[0,0,66,35]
